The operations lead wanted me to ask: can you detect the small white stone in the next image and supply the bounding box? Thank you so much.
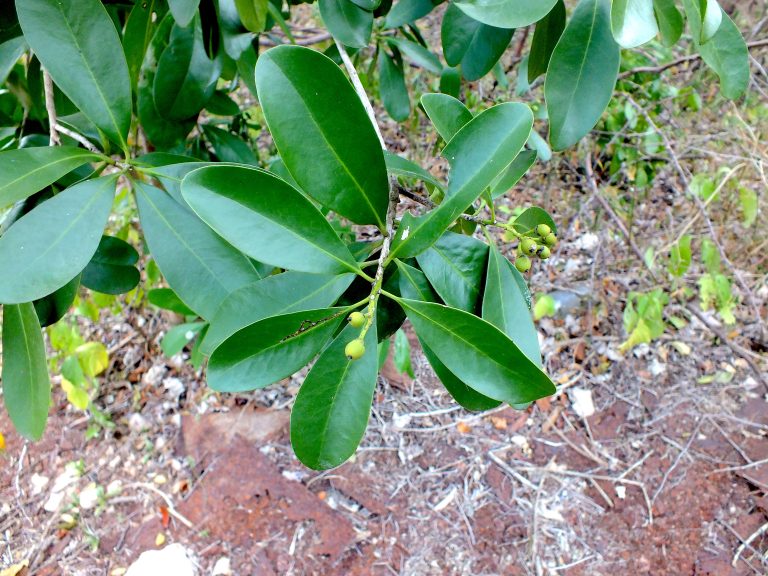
[162,377,185,399]
[212,558,232,576]
[570,388,596,419]
[78,483,100,510]
[125,544,196,576]
[129,413,149,433]
[30,473,50,495]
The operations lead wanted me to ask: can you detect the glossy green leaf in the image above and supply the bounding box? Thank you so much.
[512,207,557,236]
[319,0,373,48]
[545,0,620,151]
[291,319,378,469]
[256,45,389,227]
[142,161,208,204]
[201,272,354,356]
[396,260,439,302]
[161,321,206,357]
[393,329,414,377]
[384,0,437,28]
[134,182,263,319]
[181,165,361,275]
[482,243,541,365]
[416,231,488,312]
[684,1,748,99]
[453,0,559,28]
[384,151,444,191]
[527,0,565,82]
[16,0,132,151]
[201,125,258,164]
[0,147,102,209]
[350,0,381,8]
[138,14,196,149]
[386,37,442,74]
[420,93,473,142]
[0,36,25,85]
[389,103,533,259]
[2,302,51,440]
[81,236,140,295]
[124,0,159,92]
[611,0,659,48]
[0,176,116,304]
[235,0,268,33]
[683,0,722,44]
[399,298,555,404]
[154,16,217,120]
[668,234,692,277]
[441,4,513,81]
[33,274,80,328]
[652,0,683,46]
[378,50,410,121]
[439,67,461,97]
[207,308,346,392]
[148,288,197,316]
[168,0,199,26]
[490,149,537,198]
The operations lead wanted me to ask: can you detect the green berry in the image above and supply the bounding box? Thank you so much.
[537,246,551,260]
[515,255,531,273]
[544,233,557,247]
[348,311,365,329]
[536,224,551,238]
[521,238,538,255]
[345,339,365,361]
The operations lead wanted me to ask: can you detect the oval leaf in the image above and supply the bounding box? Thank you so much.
[545,0,620,151]
[399,298,555,404]
[168,0,200,26]
[207,308,346,392]
[255,45,389,227]
[81,235,141,295]
[16,0,132,151]
[378,49,410,121]
[181,165,361,275]
[527,0,566,82]
[653,0,683,46]
[319,0,373,49]
[611,0,659,48]
[2,303,51,440]
[291,320,378,470]
[134,181,263,319]
[420,93,473,142]
[0,176,116,304]
[453,0,559,29]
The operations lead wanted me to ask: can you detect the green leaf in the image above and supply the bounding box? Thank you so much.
[527,0,565,82]
[148,288,197,316]
[0,36,26,85]
[611,0,659,48]
[439,66,461,97]
[393,328,415,377]
[378,49,410,121]
[701,238,720,274]
[0,176,116,304]
[139,159,209,204]
[319,0,373,49]
[490,149,537,198]
[384,0,437,28]
[512,206,557,236]
[441,4,513,82]
[161,321,206,357]
[533,294,556,320]
[81,236,140,295]
[16,0,132,151]
[545,0,620,151]
[207,308,346,392]
[75,341,108,378]
[416,231,488,312]
[124,0,159,92]
[255,45,389,227]
[138,14,196,149]
[386,37,442,74]
[668,235,692,277]
[181,165,361,275]
[482,243,541,365]
[683,0,722,44]
[201,272,355,356]
[201,125,258,164]
[420,93,473,142]
[398,298,555,404]
[350,0,381,9]
[154,15,218,121]
[739,186,758,227]
[684,2,749,99]
[453,0,559,28]
[0,147,102,210]
[2,302,51,440]
[33,274,81,328]
[384,150,445,191]
[134,182,263,319]
[652,0,683,46]
[389,102,533,260]
[235,0,268,33]
[168,0,200,26]
[396,260,439,302]
[291,319,378,469]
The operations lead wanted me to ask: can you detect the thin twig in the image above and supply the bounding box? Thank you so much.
[54,123,101,154]
[733,521,768,568]
[42,69,60,146]
[126,482,194,529]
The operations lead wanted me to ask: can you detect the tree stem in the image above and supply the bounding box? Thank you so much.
[43,69,60,147]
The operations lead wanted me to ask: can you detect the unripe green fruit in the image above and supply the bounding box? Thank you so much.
[544,233,557,247]
[515,255,531,273]
[348,311,365,328]
[536,224,551,237]
[537,246,551,260]
[521,238,538,255]
[345,339,365,360]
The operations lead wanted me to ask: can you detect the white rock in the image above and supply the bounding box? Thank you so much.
[79,483,100,510]
[163,377,185,399]
[44,467,80,512]
[125,544,196,576]
[30,473,50,495]
[574,232,599,252]
[129,413,150,433]
[143,365,167,387]
[569,388,596,419]
[212,557,232,576]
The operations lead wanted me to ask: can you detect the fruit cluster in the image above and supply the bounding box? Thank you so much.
[515,224,557,273]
